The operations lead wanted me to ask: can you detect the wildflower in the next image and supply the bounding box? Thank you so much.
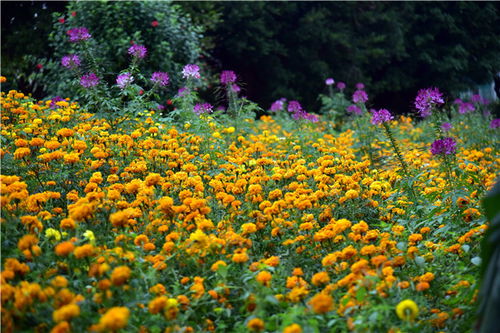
[441,122,452,132]
[284,324,302,333]
[67,27,91,42]
[80,73,100,88]
[220,70,237,84]
[490,118,500,129]
[430,137,457,155]
[356,82,365,90]
[336,82,346,91]
[256,271,272,286]
[270,98,286,111]
[182,64,201,79]
[247,318,265,332]
[98,307,130,331]
[111,266,131,286]
[415,87,444,117]
[346,105,362,115]
[309,293,334,314]
[231,84,241,93]
[61,55,80,69]
[151,72,169,87]
[352,90,368,103]
[116,73,134,89]
[371,109,394,125]
[193,103,213,116]
[128,44,147,59]
[53,303,80,322]
[55,241,75,257]
[325,78,335,85]
[396,299,419,321]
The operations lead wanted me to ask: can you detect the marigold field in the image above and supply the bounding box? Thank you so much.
[1,87,499,332]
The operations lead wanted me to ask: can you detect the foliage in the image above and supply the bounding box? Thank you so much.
[211,2,500,113]
[30,1,204,101]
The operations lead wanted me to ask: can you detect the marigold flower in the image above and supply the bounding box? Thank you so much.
[247,318,265,332]
[309,293,334,314]
[396,299,419,321]
[256,271,272,286]
[53,303,80,322]
[98,307,130,331]
[73,244,94,259]
[111,266,131,286]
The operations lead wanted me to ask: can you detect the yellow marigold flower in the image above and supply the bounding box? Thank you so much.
[344,189,359,200]
[111,266,131,286]
[98,307,130,331]
[45,228,62,241]
[232,250,249,263]
[256,271,272,286]
[283,323,302,333]
[309,293,334,314]
[242,223,257,235]
[247,318,265,332]
[83,230,95,244]
[52,303,80,322]
[395,299,419,321]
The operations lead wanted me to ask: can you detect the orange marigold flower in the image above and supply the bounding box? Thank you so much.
[256,271,272,286]
[247,318,265,332]
[283,324,302,333]
[309,293,334,314]
[311,272,330,286]
[13,147,31,159]
[416,282,430,291]
[148,296,168,314]
[98,307,130,331]
[211,260,227,272]
[55,242,75,257]
[52,303,80,322]
[111,266,131,286]
[73,244,94,259]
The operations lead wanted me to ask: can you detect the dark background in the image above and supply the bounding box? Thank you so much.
[2,1,500,114]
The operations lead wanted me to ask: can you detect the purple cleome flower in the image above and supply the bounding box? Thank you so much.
[430,137,457,155]
[287,100,318,122]
[336,82,346,91]
[415,87,444,117]
[270,98,286,112]
[177,87,190,97]
[150,72,169,87]
[182,64,201,79]
[231,84,241,93]
[441,122,453,132]
[220,70,237,85]
[128,44,147,59]
[80,73,100,88]
[116,72,134,89]
[490,118,500,129]
[371,108,394,125]
[355,82,365,90]
[193,103,213,116]
[471,94,482,103]
[346,105,363,115]
[325,78,335,86]
[287,100,304,114]
[454,98,475,114]
[67,27,91,42]
[352,90,368,104]
[61,54,81,69]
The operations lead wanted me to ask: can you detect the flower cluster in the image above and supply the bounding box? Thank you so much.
[193,103,213,115]
[128,44,147,59]
[454,99,475,114]
[67,27,91,42]
[182,64,201,79]
[80,73,100,88]
[220,70,237,85]
[371,108,394,125]
[415,87,444,117]
[430,137,457,155]
[150,72,169,87]
[61,55,81,69]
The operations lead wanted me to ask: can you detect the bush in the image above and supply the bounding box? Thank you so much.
[36,1,204,100]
